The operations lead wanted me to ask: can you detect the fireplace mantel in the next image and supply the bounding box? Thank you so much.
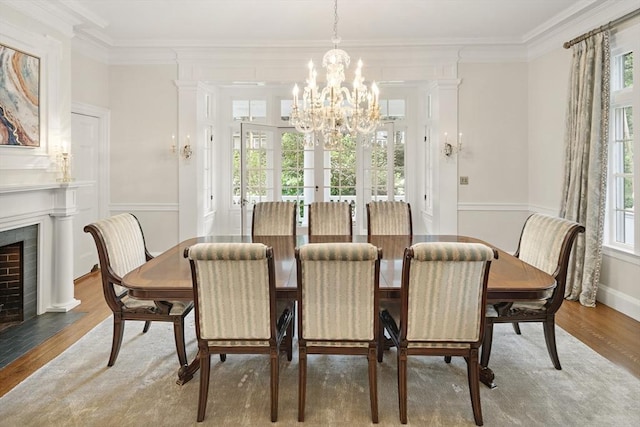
[0,182,82,314]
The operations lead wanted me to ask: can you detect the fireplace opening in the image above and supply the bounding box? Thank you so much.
[0,241,23,329]
[0,224,38,332]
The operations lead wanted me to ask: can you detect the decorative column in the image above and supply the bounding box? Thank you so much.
[428,79,461,235]
[49,184,80,312]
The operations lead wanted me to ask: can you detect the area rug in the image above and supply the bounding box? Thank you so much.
[0,313,637,426]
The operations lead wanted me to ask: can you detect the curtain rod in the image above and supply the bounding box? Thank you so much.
[563,8,640,49]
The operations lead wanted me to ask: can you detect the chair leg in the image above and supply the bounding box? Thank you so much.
[368,346,379,423]
[398,347,408,424]
[480,321,494,369]
[142,321,151,333]
[298,345,307,422]
[219,354,226,362]
[512,322,521,335]
[270,347,279,422]
[197,351,211,422]
[466,349,484,426]
[444,356,452,363]
[543,317,561,370]
[285,315,294,362]
[108,315,125,367]
[172,318,189,367]
[377,322,385,363]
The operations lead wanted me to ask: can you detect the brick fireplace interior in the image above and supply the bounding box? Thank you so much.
[0,225,38,331]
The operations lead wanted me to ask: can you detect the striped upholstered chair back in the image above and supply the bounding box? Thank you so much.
[515,213,584,308]
[251,201,297,237]
[296,242,381,343]
[403,242,496,344]
[295,242,382,423]
[186,243,274,344]
[366,201,412,235]
[308,201,352,236]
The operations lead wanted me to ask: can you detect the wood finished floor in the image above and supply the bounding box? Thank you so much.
[1,272,639,398]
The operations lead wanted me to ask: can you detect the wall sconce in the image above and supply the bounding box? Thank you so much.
[443,132,463,157]
[182,135,193,160]
[171,134,193,160]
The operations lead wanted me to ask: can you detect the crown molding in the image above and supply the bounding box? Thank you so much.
[527,0,640,60]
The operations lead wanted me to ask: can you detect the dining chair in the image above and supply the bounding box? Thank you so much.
[84,213,193,367]
[251,201,297,237]
[295,242,382,423]
[481,213,585,372]
[185,242,294,422]
[366,201,412,235]
[379,242,496,425]
[308,201,352,236]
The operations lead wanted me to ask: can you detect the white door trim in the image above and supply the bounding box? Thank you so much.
[71,102,110,220]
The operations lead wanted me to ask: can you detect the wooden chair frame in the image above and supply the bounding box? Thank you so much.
[84,214,193,367]
[480,214,585,373]
[295,243,382,423]
[186,245,294,422]
[379,244,496,425]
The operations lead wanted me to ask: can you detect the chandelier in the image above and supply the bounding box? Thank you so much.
[290,0,381,149]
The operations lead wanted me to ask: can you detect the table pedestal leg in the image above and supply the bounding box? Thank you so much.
[176,352,200,385]
[479,366,496,389]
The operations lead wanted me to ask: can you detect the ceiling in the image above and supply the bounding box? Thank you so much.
[11,0,617,49]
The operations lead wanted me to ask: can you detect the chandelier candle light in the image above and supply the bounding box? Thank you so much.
[290,0,381,149]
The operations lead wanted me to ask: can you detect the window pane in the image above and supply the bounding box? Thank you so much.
[623,51,633,89]
[250,100,267,119]
[624,176,634,210]
[232,100,249,121]
[281,100,292,121]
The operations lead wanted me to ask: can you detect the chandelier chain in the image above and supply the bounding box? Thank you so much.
[333,0,339,45]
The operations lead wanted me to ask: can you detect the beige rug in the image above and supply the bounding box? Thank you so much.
[0,313,638,426]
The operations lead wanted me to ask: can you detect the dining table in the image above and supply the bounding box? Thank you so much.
[122,234,556,388]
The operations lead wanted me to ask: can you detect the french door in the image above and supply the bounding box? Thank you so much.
[235,122,405,235]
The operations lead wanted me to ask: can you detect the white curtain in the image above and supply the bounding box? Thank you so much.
[560,31,610,307]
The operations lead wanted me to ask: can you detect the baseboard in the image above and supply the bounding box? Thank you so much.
[597,283,640,322]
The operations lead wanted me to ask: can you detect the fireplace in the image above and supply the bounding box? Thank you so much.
[0,225,38,326]
[0,184,80,316]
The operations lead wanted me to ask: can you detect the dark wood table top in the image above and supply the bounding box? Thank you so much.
[123,235,556,302]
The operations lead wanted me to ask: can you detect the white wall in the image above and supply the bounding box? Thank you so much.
[108,65,180,252]
[71,54,110,108]
[457,62,531,251]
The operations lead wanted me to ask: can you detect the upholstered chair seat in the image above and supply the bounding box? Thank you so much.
[295,242,382,423]
[379,241,496,426]
[84,213,194,368]
[481,213,585,374]
[185,242,293,423]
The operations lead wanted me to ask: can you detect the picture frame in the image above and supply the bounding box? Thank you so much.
[0,43,40,147]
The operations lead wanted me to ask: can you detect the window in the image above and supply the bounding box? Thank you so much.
[230,93,407,232]
[607,25,640,254]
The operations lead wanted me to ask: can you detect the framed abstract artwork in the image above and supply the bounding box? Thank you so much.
[0,43,40,147]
